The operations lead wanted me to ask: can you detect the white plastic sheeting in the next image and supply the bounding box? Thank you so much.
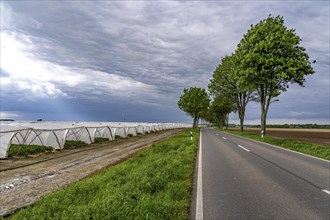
[0,121,191,159]
[0,125,32,158]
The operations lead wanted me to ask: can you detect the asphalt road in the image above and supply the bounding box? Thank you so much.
[194,128,330,220]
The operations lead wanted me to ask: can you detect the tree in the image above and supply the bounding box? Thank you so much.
[209,54,255,132]
[236,15,315,135]
[178,87,210,128]
[210,94,235,130]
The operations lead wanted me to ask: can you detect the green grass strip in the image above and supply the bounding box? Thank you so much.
[224,130,330,160]
[10,129,199,220]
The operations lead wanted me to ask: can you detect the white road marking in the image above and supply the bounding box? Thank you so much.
[222,137,227,140]
[196,129,203,220]
[322,190,330,195]
[237,144,250,152]
[225,132,329,163]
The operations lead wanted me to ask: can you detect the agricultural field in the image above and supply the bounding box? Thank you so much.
[237,128,330,146]
[0,128,198,219]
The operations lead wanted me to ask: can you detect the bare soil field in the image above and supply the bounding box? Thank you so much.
[239,128,330,146]
[0,129,185,217]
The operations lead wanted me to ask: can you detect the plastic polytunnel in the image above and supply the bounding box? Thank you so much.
[15,123,92,150]
[0,121,192,158]
[0,125,32,158]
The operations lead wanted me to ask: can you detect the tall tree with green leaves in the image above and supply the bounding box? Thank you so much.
[210,94,236,130]
[209,54,255,132]
[236,15,315,135]
[178,87,210,128]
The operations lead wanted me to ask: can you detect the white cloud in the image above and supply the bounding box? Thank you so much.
[0,111,20,119]
[0,32,157,102]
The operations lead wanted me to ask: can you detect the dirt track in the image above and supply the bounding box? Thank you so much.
[0,129,184,217]
[241,128,330,146]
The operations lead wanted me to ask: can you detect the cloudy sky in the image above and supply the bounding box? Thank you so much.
[1,1,329,124]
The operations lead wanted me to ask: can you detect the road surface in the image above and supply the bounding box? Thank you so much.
[193,128,329,219]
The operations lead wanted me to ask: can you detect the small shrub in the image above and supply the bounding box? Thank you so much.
[64,140,87,149]
[115,135,124,139]
[94,137,109,143]
[8,144,53,157]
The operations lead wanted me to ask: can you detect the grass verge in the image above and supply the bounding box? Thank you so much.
[8,144,53,157]
[224,129,330,160]
[10,128,199,220]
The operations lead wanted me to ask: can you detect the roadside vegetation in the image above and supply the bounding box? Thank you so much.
[10,129,199,219]
[8,144,53,158]
[225,130,330,160]
[178,15,316,135]
[246,124,330,129]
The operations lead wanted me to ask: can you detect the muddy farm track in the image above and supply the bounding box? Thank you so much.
[0,129,185,217]
[242,128,330,146]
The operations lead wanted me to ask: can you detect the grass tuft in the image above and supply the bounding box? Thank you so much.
[10,129,199,220]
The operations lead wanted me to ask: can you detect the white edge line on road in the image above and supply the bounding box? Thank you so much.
[196,129,203,220]
[223,131,330,163]
[322,190,330,195]
[222,137,227,140]
[237,144,250,152]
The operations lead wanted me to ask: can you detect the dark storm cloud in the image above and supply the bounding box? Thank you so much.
[1,1,329,123]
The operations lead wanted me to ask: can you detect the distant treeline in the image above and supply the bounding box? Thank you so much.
[0,119,15,121]
[246,124,330,129]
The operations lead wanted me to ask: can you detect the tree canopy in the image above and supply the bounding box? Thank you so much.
[209,54,255,131]
[210,94,236,130]
[178,15,315,133]
[235,15,315,134]
[178,87,210,128]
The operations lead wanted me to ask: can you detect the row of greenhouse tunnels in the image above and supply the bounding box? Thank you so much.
[0,121,190,158]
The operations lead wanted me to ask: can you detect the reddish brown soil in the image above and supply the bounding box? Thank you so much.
[242,128,330,146]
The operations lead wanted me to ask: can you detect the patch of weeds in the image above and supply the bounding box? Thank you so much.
[8,144,53,157]
[115,135,124,139]
[64,140,87,149]
[94,137,109,143]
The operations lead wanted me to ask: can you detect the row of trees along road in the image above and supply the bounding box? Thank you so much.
[178,15,315,134]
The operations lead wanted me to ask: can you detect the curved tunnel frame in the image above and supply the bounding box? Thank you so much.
[0,123,189,158]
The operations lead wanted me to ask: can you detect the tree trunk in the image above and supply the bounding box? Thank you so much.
[219,117,223,130]
[261,110,267,136]
[237,92,249,132]
[216,112,223,130]
[239,115,244,132]
[260,97,271,136]
[225,113,229,130]
[193,115,199,128]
